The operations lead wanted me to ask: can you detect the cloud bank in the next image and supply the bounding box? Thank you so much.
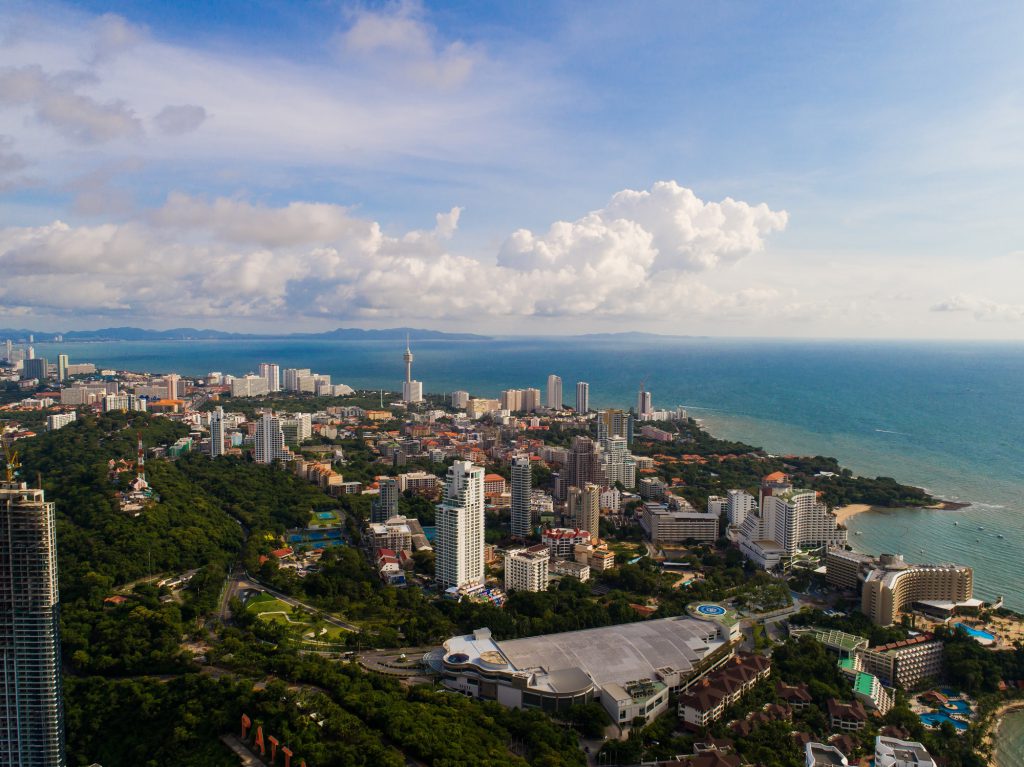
[0,181,787,324]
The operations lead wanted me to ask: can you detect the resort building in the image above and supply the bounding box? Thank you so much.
[825,548,877,590]
[851,671,895,715]
[430,613,736,726]
[861,559,974,626]
[874,736,935,767]
[639,501,719,545]
[857,634,944,690]
[826,699,868,731]
[678,654,772,728]
[725,490,757,527]
[804,743,849,767]
[504,545,550,593]
[827,700,868,729]
[737,484,847,569]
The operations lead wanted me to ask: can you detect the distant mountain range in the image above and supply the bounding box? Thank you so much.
[0,326,490,342]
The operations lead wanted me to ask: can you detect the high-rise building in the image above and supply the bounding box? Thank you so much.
[601,436,636,489]
[210,406,226,457]
[26,346,34,360]
[372,477,400,523]
[568,483,601,538]
[546,375,562,410]
[435,460,485,590]
[3,340,11,362]
[500,389,523,412]
[165,373,181,400]
[280,413,312,445]
[254,414,291,464]
[402,337,424,403]
[564,436,604,497]
[726,490,757,527]
[56,354,68,382]
[637,383,652,418]
[738,487,848,568]
[451,390,470,409]
[22,357,47,381]
[521,388,541,413]
[510,455,532,539]
[596,409,633,447]
[258,363,281,392]
[283,368,311,391]
[575,381,589,414]
[0,479,66,766]
[231,374,270,398]
[862,560,973,627]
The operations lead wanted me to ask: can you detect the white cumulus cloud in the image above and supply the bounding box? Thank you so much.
[0,181,787,326]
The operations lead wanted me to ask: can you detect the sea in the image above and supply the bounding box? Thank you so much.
[37,336,1024,607]
[31,335,1024,759]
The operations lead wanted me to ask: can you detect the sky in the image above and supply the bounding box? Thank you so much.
[0,1,1022,339]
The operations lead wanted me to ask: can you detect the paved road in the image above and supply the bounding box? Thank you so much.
[217,568,361,633]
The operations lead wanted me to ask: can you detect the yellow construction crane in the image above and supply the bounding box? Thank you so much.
[2,440,20,484]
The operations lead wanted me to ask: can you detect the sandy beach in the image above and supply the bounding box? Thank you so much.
[834,503,880,524]
[982,698,1024,765]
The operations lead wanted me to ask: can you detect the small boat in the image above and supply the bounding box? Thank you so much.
[954,521,959,526]
[998,534,1005,539]
[855,531,862,536]
[978,526,985,531]
[976,538,981,542]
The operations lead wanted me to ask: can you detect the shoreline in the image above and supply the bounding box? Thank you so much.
[834,503,882,525]
[983,699,1024,765]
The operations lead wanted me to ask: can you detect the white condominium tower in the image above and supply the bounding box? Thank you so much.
[258,362,281,392]
[402,337,424,403]
[510,455,532,539]
[254,413,290,464]
[575,381,590,413]
[0,478,66,766]
[209,406,226,457]
[435,460,485,590]
[546,374,563,410]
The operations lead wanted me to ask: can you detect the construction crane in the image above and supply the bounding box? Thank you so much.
[2,439,20,484]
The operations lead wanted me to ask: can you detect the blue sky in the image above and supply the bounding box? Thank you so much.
[0,1,1022,337]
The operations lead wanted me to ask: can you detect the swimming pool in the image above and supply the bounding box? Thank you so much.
[920,712,968,731]
[956,623,996,642]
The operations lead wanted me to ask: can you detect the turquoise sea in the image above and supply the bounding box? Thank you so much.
[36,336,1024,610]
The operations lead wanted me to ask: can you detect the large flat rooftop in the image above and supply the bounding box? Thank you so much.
[444,615,726,692]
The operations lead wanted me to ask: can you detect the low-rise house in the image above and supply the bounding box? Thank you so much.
[827,699,867,731]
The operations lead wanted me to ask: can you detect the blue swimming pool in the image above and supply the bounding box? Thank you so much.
[920,712,968,731]
[956,623,995,641]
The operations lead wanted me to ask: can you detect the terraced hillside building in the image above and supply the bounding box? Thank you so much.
[430,614,737,726]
